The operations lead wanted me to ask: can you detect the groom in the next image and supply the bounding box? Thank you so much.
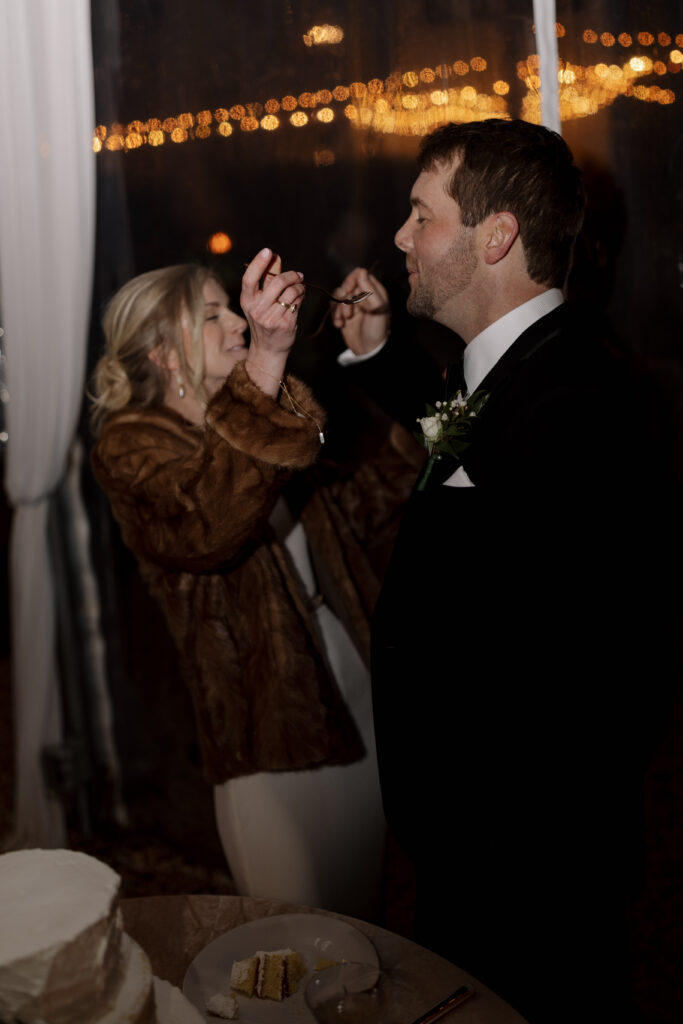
[334,119,672,1023]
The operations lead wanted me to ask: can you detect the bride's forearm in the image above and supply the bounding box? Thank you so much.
[244,349,289,398]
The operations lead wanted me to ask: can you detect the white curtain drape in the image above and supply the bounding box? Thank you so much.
[0,0,96,848]
[532,0,560,132]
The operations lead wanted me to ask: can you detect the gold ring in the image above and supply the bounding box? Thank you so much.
[278,301,288,309]
[289,303,298,314]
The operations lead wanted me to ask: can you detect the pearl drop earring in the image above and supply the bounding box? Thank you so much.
[177,373,185,399]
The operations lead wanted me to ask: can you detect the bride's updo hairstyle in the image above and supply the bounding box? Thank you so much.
[90,263,217,432]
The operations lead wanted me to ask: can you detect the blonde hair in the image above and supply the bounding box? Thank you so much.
[89,263,219,433]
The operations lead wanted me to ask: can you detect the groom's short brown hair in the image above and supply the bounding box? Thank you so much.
[419,119,585,289]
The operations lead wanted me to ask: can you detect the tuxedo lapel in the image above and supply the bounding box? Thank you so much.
[417,306,569,491]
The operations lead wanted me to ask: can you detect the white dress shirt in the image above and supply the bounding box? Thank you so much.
[444,289,564,487]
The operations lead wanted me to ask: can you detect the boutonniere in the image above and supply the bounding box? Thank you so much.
[415,389,488,491]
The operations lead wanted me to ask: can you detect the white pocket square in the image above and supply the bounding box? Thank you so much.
[443,465,475,488]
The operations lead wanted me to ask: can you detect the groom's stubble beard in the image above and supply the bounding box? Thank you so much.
[406,229,478,321]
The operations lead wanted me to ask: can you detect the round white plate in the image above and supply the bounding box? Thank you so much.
[182,913,379,1022]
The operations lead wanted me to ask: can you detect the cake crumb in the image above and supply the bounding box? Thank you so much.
[206,992,239,1019]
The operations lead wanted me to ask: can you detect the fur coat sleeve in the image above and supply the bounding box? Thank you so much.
[91,362,326,574]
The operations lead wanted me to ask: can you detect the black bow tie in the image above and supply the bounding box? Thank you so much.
[445,358,467,399]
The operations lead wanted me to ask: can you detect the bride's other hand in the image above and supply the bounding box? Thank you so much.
[330,267,390,357]
[241,248,306,396]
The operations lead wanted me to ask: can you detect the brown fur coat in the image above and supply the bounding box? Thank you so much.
[91,362,420,784]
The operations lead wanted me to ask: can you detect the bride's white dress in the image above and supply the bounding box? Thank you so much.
[213,498,386,920]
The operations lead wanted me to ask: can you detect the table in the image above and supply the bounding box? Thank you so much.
[121,894,529,1022]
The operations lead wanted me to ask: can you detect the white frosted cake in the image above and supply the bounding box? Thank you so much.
[0,848,202,1024]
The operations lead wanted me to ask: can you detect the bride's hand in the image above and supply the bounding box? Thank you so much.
[241,248,306,396]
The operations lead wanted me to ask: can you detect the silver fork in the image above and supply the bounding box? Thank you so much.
[249,265,373,305]
[305,281,373,305]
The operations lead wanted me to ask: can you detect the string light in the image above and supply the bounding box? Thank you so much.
[303,24,344,46]
[93,25,681,154]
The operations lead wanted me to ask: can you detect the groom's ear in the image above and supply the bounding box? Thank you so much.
[481,212,519,265]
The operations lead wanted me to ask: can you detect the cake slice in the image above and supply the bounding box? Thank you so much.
[229,955,259,996]
[230,948,306,1002]
[255,949,306,1001]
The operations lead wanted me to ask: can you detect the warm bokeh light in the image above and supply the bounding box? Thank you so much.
[95,25,680,155]
[208,232,232,254]
[314,149,335,166]
[522,47,671,124]
[303,24,344,46]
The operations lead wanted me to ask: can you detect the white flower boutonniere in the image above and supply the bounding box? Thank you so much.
[415,389,488,491]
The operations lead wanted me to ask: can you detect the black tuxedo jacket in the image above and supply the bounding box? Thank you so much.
[350,303,677,1021]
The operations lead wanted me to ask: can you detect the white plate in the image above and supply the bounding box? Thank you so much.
[182,913,379,1023]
